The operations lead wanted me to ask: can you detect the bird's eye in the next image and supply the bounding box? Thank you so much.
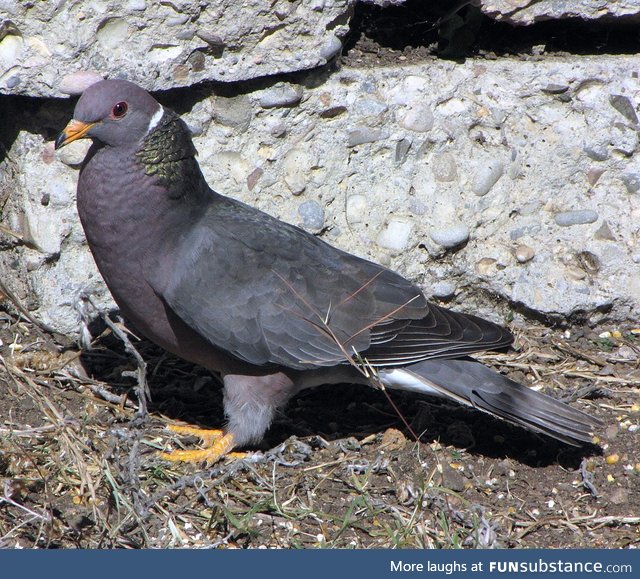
[112,101,128,118]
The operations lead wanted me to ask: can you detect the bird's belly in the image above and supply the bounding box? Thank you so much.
[84,225,240,374]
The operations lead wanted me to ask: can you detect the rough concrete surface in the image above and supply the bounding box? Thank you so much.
[0,0,354,97]
[0,2,639,338]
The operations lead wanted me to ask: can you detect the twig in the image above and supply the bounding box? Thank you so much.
[85,296,150,419]
[554,342,607,368]
[580,458,598,498]
[85,383,137,408]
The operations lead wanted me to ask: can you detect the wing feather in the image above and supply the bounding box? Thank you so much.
[148,196,512,370]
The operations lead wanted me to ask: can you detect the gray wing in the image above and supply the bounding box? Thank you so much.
[148,197,512,370]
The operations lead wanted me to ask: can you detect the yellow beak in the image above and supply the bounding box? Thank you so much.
[55,119,97,149]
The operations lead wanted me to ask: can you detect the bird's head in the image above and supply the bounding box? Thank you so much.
[55,79,164,150]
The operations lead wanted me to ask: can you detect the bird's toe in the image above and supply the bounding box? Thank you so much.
[159,424,237,465]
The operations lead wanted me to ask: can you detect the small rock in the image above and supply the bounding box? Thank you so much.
[212,94,252,131]
[42,141,56,165]
[583,145,609,161]
[282,147,317,196]
[620,173,640,194]
[475,257,497,275]
[319,34,342,61]
[399,105,434,132]
[126,0,146,9]
[441,465,466,493]
[5,75,20,89]
[298,200,325,233]
[285,174,306,196]
[167,14,189,26]
[611,124,638,156]
[509,223,541,240]
[586,168,604,186]
[377,218,414,252]
[0,33,24,64]
[176,29,196,41]
[617,345,638,361]
[96,18,130,50]
[515,244,534,263]
[609,94,638,125]
[187,51,205,71]
[542,83,569,94]
[431,152,458,182]
[554,210,598,227]
[395,138,411,164]
[26,36,51,58]
[431,282,456,299]
[593,221,615,241]
[429,223,469,248]
[353,99,388,117]
[472,160,504,196]
[258,83,303,108]
[346,195,367,224]
[347,127,389,147]
[268,120,287,138]
[389,75,427,105]
[56,140,91,167]
[247,167,263,191]
[195,30,225,48]
[319,105,347,119]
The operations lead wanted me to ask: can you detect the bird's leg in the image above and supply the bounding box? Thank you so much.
[159,424,239,465]
[159,372,296,465]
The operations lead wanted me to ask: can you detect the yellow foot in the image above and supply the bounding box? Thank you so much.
[159,424,244,465]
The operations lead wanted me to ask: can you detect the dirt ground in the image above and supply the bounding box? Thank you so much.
[1,0,639,551]
[0,309,638,549]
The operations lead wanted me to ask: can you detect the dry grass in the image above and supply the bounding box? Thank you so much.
[0,308,638,548]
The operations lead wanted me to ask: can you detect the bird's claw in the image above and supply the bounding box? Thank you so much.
[159,424,242,465]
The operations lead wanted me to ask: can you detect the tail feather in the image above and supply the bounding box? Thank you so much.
[379,359,602,446]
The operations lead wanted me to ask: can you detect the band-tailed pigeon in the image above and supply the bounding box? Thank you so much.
[55,79,601,463]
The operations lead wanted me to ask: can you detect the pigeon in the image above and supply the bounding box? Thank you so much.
[55,79,601,463]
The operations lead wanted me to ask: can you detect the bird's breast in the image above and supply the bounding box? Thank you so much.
[75,147,203,360]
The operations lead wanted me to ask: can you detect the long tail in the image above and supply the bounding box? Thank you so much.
[379,359,602,446]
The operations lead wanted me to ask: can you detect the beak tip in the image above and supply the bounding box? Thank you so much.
[54,134,65,150]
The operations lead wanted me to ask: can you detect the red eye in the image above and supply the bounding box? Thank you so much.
[112,101,128,118]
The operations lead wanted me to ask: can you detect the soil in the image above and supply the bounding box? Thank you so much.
[341,0,640,68]
[0,310,638,549]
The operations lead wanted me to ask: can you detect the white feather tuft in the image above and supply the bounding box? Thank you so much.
[379,368,472,407]
[147,104,164,134]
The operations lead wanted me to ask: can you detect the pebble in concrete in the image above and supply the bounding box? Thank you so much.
[298,200,325,233]
[258,83,303,108]
[399,105,434,133]
[429,223,470,248]
[347,128,390,147]
[621,173,640,194]
[59,71,103,95]
[346,195,367,224]
[431,152,458,182]
[515,244,535,263]
[472,160,504,196]
[431,281,456,299]
[554,209,598,227]
[377,218,414,252]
